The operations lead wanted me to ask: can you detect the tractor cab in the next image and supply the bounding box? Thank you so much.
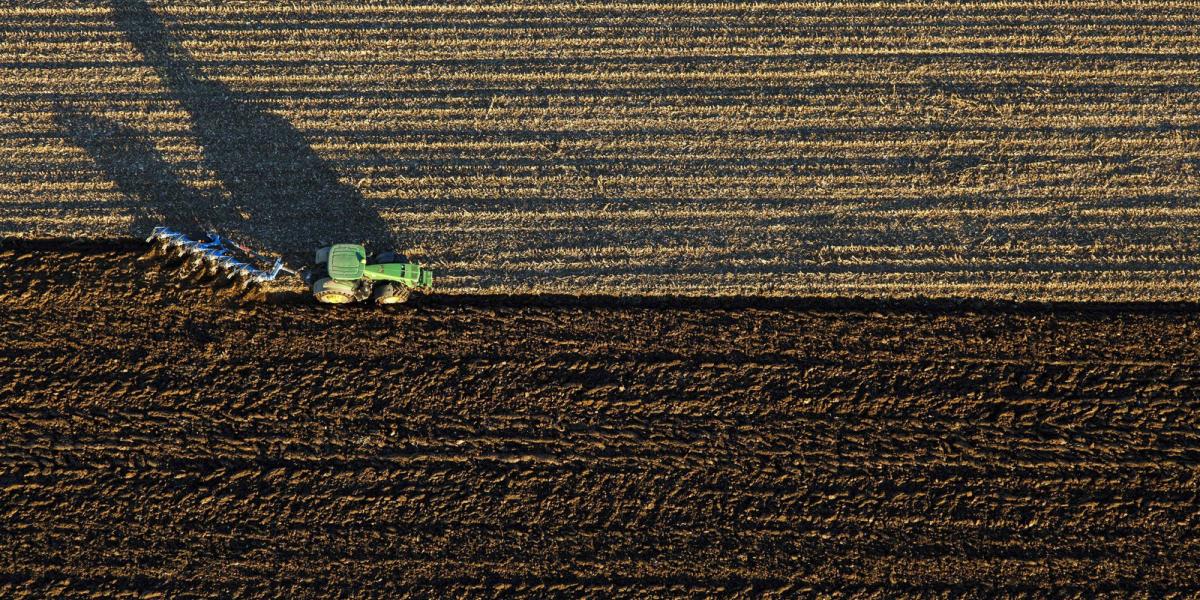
[326,244,366,280]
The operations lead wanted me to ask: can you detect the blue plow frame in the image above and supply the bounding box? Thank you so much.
[146,227,285,283]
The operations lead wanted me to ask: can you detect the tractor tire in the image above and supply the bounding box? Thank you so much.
[372,282,411,305]
[313,277,356,304]
[314,246,332,265]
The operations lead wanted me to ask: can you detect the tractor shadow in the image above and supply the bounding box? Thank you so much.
[64,0,397,263]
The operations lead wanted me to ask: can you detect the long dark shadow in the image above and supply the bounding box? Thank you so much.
[107,0,396,259]
[260,289,1200,316]
[53,105,232,237]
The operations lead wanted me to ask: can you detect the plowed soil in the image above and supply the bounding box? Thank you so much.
[3,241,1200,597]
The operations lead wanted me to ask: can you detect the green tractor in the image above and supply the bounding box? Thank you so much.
[309,244,433,304]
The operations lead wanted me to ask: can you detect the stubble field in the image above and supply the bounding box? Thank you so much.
[2,1,1200,298]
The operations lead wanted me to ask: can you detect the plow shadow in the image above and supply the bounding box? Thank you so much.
[54,106,226,238]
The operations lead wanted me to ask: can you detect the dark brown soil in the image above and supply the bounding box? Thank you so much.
[3,242,1200,598]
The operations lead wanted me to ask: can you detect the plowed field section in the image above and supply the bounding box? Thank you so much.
[3,1,1200,299]
[2,244,1200,597]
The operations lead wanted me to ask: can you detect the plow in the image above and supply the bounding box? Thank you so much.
[147,227,288,284]
[145,227,433,304]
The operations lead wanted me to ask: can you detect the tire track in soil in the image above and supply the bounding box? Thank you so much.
[2,243,1200,597]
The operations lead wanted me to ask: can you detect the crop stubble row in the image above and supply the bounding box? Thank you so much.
[1,2,1199,298]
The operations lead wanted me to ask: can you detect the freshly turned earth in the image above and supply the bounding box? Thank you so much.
[2,242,1200,597]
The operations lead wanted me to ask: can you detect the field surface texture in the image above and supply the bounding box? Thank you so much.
[3,244,1200,597]
[4,1,1200,299]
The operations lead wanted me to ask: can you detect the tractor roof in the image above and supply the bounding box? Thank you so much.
[327,244,366,280]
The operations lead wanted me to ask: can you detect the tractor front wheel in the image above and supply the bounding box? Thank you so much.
[313,277,356,304]
[372,282,411,305]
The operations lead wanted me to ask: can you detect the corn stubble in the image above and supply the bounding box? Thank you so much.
[3,1,1199,299]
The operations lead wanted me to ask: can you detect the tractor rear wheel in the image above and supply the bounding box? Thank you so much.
[372,282,411,305]
[313,277,356,304]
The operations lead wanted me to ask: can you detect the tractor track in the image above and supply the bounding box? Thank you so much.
[3,242,1200,597]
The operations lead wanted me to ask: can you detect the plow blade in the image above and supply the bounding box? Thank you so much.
[146,227,285,283]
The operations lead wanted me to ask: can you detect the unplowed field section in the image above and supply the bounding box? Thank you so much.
[4,1,1200,299]
[3,245,1200,597]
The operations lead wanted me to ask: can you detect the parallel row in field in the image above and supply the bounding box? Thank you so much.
[3,247,1200,596]
[2,1,1199,298]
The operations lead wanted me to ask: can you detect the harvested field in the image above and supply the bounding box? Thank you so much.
[4,243,1200,597]
[3,1,1200,298]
